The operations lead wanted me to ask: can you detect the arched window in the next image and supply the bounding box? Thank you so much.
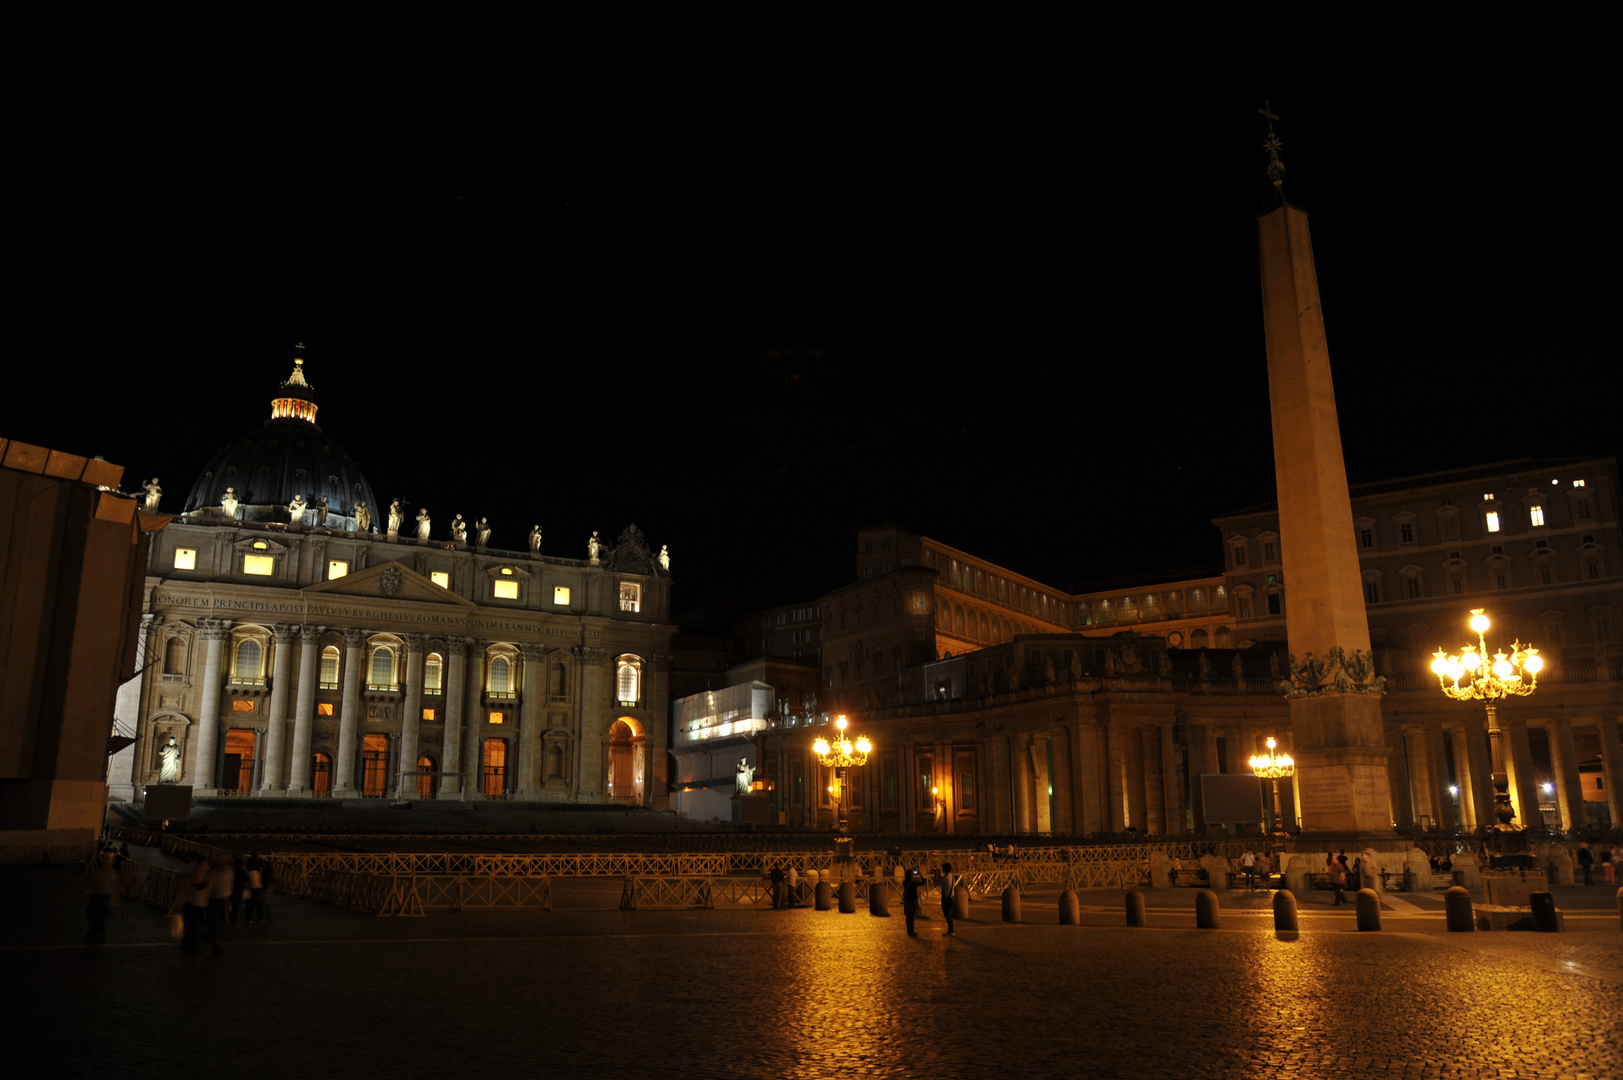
[320,646,340,688]
[617,658,642,704]
[165,637,186,674]
[489,656,511,694]
[1191,628,1209,648]
[370,647,395,688]
[234,640,262,681]
[424,653,443,694]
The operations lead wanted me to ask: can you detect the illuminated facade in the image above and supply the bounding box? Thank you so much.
[108,354,677,808]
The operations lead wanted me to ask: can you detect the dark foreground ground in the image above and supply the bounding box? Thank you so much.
[7,852,1620,1080]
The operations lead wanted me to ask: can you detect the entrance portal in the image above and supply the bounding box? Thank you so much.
[607,718,645,806]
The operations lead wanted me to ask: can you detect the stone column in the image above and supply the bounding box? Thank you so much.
[1423,724,1455,831]
[463,643,487,800]
[1123,726,1147,833]
[1549,718,1585,832]
[1012,735,1033,835]
[1383,722,1415,830]
[192,619,232,791]
[286,626,324,795]
[987,734,1011,834]
[1049,726,1074,834]
[516,643,546,796]
[1159,724,1185,836]
[1597,715,1623,830]
[1028,737,1051,833]
[1075,724,1105,834]
[645,654,672,811]
[1462,717,1494,835]
[1504,716,1541,830]
[575,646,608,798]
[259,625,296,792]
[439,637,469,799]
[1106,723,1128,832]
[249,726,267,790]
[1449,729,1475,830]
[1140,727,1165,834]
[333,628,366,797]
[395,633,426,799]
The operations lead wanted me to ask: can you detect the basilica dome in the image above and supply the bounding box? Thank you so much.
[182,349,379,530]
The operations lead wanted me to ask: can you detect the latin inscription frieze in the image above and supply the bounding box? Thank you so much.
[150,592,599,637]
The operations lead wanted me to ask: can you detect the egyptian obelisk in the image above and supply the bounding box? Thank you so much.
[1255,106,1396,846]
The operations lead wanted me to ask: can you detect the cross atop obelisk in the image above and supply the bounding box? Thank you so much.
[1258,101,1286,192]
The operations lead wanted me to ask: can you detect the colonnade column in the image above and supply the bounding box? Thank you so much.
[1048,727,1074,834]
[1074,724,1104,834]
[1159,724,1185,836]
[1504,716,1541,830]
[1423,724,1455,831]
[333,628,366,797]
[1383,722,1415,830]
[287,626,324,795]
[394,633,426,799]
[1547,718,1583,831]
[1462,717,1495,833]
[1009,736,1031,834]
[439,637,469,800]
[1122,726,1146,832]
[462,643,486,800]
[1028,737,1051,833]
[516,643,545,796]
[192,619,232,791]
[1138,727,1165,834]
[1449,729,1475,829]
[259,625,295,793]
[986,734,1011,834]
[1598,716,1623,829]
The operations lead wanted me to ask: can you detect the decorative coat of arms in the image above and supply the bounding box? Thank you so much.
[380,566,402,597]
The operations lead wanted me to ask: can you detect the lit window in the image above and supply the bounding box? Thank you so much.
[1485,512,1500,533]
[1573,480,1585,488]
[234,640,262,679]
[320,646,340,688]
[617,658,641,703]
[620,582,642,613]
[554,586,571,605]
[424,654,442,693]
[232,699,255,713]
[1529,506,1545,527]
[317,702,334,715]
[328,560,349,579]
[244,554,275,575]
[493,580,519,599]
[431,571,450,589]
[174,548,197,570]
[489,657,510,693]
[422,708,437,721]
[370,647,395,687]
[488,711,504,724]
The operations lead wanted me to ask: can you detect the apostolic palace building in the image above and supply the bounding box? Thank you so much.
[107,352,677,809]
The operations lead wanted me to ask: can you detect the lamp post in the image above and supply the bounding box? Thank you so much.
[812,715,870,836]
[1431,608,1543,867]
[1249,737,1296,839]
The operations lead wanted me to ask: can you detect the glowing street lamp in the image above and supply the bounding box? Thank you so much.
[1431,608,1543,864]
[813,715,870,835]
[1248,737,1296,838]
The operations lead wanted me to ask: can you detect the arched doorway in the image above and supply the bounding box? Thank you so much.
[415,756,436,799]
[606,718,645,805]
[312,752,332,795]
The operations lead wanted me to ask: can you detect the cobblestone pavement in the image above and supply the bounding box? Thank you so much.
[8,865,1621,1079]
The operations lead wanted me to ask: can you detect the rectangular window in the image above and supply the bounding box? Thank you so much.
[431,571,450,589]
[1540,567,1552,585]
[1577,498,1592,519]
[1234,546,1247,567]
[493,579,519,599]
[1495,573,1508,589]
[422,708,436,721]
[174,548,197,570]
[1406,578,1422,599]
[317,702,334,716]
[1267,593,1281,615]
[1400,523,1414,543]
[554,586,571,605]
[231,699,255,713]
[1238,598,1253,618]
[883,760,897,810]
[1262,542,1276,562]
[1441,516,1459,540]
[327,560,349,579]
[1451,574,1464,594]
[243,554,275,575]
[1359,528,1374,549]
[1529,506,1545,527]
[1364,582,1380,604]
[620,583,641,612]
[488,711,504,724]
[956,754,976,812]
[917,756,934,811]
[1486,512,1501,533]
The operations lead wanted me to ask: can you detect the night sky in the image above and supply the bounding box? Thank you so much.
[10,77,1614,621]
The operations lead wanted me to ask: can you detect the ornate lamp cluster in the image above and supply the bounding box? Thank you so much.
[1249,737,1296,837]
[1430,609,1543,701]
[813,715,870,770]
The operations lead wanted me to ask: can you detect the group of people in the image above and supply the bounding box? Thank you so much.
[901,862,958,936]
[178,851,271,957]
[1240,849,1277,888]
[1575,844,1615,886]
[83,843,132,944]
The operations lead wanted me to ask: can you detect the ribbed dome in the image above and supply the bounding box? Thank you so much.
[181,350,379,530]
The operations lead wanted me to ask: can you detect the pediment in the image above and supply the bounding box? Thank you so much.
[303,561,477,607]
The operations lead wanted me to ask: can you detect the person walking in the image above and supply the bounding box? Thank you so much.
[1600,848,1614,886]
[245,852,269,923]
[1576,843,1594,886]
[901,868,923,936]
[205,854,233,956]
[181,854,211,958]
[1242,850,1257,889]
[1329,855,1348,906]
[938,862,957,935]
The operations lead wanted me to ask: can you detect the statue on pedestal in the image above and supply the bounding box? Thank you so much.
[658,544,670,572]
[451,514,467,543]
[587,531,601,563]
[316,495,330,527]
[158,736,181,784]
[143,478,162,510]
[221,488,239,521]
[1232,654,1246,683]
[387,500,403,537]
[528,525,542,553]
[416,508,432,540]
[476,517,491,548]
[354,501,372,533]
[735,758,754,796]
[1199,653,1212,680]
[287,493,307,525]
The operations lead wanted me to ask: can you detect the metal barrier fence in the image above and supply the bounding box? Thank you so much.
[264,852,728,878]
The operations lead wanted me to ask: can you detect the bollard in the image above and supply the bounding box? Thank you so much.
[1195,888,1220,929]
[1529,890,1558,933]
[1272,888,1299,937]
[838,880,855,914]
[1058,889,1080,925]
[1355,887,1381,931]
[1125,889,1147,927]
[953,882,970,920]
[869,880,890,917]
[1444,885,1474,932]
[1001,884,1021,923]
[814,880,832,911]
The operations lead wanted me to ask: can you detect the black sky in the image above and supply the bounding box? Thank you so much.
[9,69,1616,619]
